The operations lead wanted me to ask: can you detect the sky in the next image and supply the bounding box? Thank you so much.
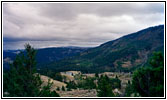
[3,2,164,50]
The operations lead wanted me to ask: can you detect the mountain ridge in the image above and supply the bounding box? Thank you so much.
[3,47,89,70]
[40,25,164,73]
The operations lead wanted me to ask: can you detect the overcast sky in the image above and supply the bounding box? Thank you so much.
[3,2,164,50]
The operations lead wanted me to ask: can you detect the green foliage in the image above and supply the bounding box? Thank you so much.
[36,25,163,73]
[47,70,63,82]
[66,77,97,90]
[66,81,77,90]
[110,76,121,89]
[56,87,60,91]
[77,77,96,89]
[132,52,164,97]
[3,44,59,97]
[39,79,59,97]
[39,69,63,82]
[67,88,71,91]
[124,80,136,97]
[97,75,115,97]
[149,52,164,68]
[54,72,63,81]
[95,73,99,78]
[62,86,65,91]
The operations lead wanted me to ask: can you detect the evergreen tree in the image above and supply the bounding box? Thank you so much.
[132,52,164,97]
[110,76,121,89]
[45,70,63,82]
[66,81,77,89]
[77,77,96,89]
[3,44,59,97]
[124,80,136,97]
[54,72,63,82]
[97,75,115,97]
[62,86,65,91]
[56,87,60,91]
[95,72,99,78]
[39,79,59,97]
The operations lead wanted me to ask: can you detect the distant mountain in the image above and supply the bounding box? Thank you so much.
[42,25,164,73]
[3,50,23,69]
[3,47,89,70]
[36,47,89,64]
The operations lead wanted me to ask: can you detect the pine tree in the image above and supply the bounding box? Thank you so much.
[3,44,59,97]
[56,87,60,91]
[132,52,164,97]
[97,75,115,97]
[95,72,99,78]
[39,79,59,97]
[62,86,65,91]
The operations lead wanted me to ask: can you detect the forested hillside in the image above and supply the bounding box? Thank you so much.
[40,25,164,73]
[3,47,89,70]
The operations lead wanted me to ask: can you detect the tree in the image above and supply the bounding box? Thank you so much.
[39,79,59,97]
[95,72,99,78]
[3,44,59,97]
[149,52,163,68]
[54,72,63,82]
[110,76,121,89]
[77,77,96,89]
[97,75,115,97]
[66,81,77,90]
[132,52,164,97]
[44,70,63,82]
[124,80,137,97]
[62,86,65,91]
[56,87,60,91]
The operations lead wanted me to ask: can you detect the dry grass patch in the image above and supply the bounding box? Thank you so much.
[40,75,67,91]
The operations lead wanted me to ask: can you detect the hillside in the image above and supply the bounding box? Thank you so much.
[40,75,67,91]
[3,47,89,70]
[36,47,89,64]
[40,71,131,97]
[42,25,164,73]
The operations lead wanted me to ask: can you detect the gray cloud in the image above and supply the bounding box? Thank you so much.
[3,2,164,49]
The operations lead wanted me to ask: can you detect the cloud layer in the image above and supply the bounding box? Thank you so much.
[3,2,164,49]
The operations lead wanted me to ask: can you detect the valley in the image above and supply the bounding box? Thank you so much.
[38,25,164,73]
[3,25,164,73]
[2,2,165,98]
[3,25,164,97]
[40,71,132,97]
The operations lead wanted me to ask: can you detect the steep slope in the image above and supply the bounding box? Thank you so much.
[44,25,164,73]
